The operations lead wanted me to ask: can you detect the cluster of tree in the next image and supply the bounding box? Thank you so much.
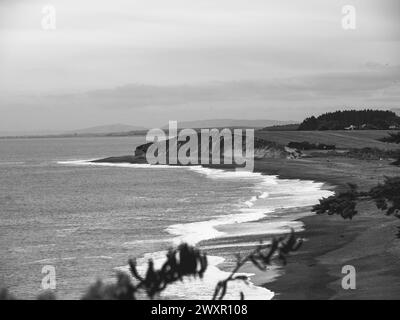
[298,110,400,131]
[287,141,336,151]
[0,232,302,300]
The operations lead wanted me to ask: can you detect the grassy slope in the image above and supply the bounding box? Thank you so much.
[256,130,400,150]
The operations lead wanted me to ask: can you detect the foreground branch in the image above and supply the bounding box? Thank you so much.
[213,230,302,300]
[312,177,400,236]
[1,231,302,300]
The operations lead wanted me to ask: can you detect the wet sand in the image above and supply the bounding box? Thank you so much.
[206,156,400,299]
[257,157,400,299]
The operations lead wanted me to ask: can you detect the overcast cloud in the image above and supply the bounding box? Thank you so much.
[0,0,399,131]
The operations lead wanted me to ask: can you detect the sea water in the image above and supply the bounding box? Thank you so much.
[0,136,333,299]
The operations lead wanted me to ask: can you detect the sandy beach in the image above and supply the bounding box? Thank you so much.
[201,155,400,300]
[250,156,400,299]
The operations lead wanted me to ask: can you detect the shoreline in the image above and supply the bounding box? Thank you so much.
[84,154,400,299]
[249,157,400,299]
[182,162,335,300]
[62,158,328,299]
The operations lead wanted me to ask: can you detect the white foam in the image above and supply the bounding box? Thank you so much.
[161,164,333,299]
[167,209,270,246]
[188,166,278,183]
[116,252,274,300]
[122,239,171,248]
[58,159,189,169]
[58,158,334,300]
[26,256,77,264]
[175,166,333,245]
[84,255,113,260]
[259,192,269,199]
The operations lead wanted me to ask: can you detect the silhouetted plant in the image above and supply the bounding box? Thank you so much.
[1,232,301,300]
[213,230,302,300]
[82,273,137,300]
[369,177,400,218]
[313,177,400,235]
[0,288,15,300]
[81,243,207,300]
[129,243,208,299]
[313,183,366,219]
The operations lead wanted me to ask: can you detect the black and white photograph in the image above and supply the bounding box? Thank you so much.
[0,0,400,307]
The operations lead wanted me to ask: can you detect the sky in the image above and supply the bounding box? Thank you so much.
[0,0,399,131]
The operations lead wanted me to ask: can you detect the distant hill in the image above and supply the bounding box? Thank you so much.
[0,124,147,138]
[162,119,293,129]
[261,123,299,131]
[69,124,147,134]
[298,110,400,131]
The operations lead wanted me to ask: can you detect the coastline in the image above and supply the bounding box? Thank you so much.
[62,158,329,299]
[84,153,400,299]
[249,157,400,299]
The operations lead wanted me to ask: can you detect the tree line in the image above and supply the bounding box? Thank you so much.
[298,110,400,130]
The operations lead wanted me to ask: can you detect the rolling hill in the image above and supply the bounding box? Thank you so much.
[69,124,147,134]
[162,119,294,129]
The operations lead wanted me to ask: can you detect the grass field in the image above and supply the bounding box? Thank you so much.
[256,130,400,150]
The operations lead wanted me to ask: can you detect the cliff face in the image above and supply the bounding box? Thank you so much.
[252,137,301,159]
[134,134,301,161]
[253,145,301,159]
[93,133,301,165]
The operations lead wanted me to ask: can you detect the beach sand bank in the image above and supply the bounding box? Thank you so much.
[257,157,400,299]
[205,156,400,299]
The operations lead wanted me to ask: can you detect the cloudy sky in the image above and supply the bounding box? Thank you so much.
[0,0,399,131]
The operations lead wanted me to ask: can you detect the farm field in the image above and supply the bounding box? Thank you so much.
[256,130,400,150]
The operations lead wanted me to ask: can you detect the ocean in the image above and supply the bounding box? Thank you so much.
[0,136,333,299]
